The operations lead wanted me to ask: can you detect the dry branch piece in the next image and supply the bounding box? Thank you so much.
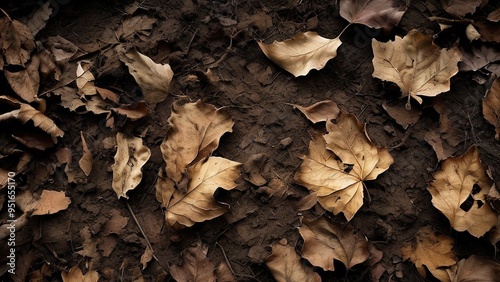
[258,32,342,77]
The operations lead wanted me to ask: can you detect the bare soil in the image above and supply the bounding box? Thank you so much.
[1,0,500,281]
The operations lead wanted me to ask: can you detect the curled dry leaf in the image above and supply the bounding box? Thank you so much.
[295,112,393,221]
[0,16,35,66]
[451,255,500,282]
[298,216,370,271]
[402,226,456,282]
[4,55,40,103]
[487,8,500,22]
[26,1,52,36]
[140,246,153,270]
[111,133,151,199]
[372,29,461,105]
[95,86,120,104]
[119,48,173,106]
[169,242,216,282]
[428,146,497,237]
[32,190,71,215]
[160,99,234,185]
[79,131,93,176]
[258,32,342,77]
[292,100,340,123]
[61,266,99,282]
[265,239,321,282]
[76,61,97,96]
[441,0,486,17]
[111,101,149,121]
[483,77,500,140]
[156,157,241,229]
[339,0,408,31]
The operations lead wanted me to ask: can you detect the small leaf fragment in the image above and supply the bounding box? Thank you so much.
[293,100,340,123]
[33,190,71,215]
[61,266,99,282]
[79,131,93,176]
[169,242,216,282]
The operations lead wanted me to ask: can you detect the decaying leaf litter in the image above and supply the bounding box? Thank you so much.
[1,0,500,281]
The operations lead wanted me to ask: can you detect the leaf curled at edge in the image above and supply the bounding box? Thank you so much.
[483,77,500,140]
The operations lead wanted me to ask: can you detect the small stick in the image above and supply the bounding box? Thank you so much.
[216,242,237,278]
[0,8,12,21]
[186,27,199,54]
[124,200,159,261]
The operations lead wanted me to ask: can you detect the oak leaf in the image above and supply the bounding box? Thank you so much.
[339,0,408,31]
[160,99,234,185]
[32,190,71,215]
[441,0,487,17]
[119,48,173,106]
[156,157,240,229]
[451,255,500,282]
[257,32,341,77]
[265,239,321,282]
[79,131,93,176]
[0,17,35,66]
[295,112,393,221]
[483,77,500,140]
[298,216,370,271]
[372,29,461,105]
[111,133,151,199]
[169,242,216,282]
[428,146,497,237]
[292,100,340,123]
[61,266,99,282]
[402,226,456,281]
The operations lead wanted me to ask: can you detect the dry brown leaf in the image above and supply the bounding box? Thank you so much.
[450,255,500,282]
[425,129,456,161]
[95,86,120,104]
[402,226,456,281]
[295,113,394,221]
[483,77,500,140]
[157,157,241,229]
[372,29,461,105]
[215,261,237,282]
[140,246,153,270]
[61,266,99,282]
[32,190,71,215]
[26,1,52,36]
[459,44,500,73]
[53,86,86,112]
[298,216,369,271]
[160,99,234,186]
[292,100,340,123]
[76,226,100,268]
[79,131,93,176]
[488,8,500,22]
[339,0,408,31]
[243,153,268,186]
[119,48,173,106]
[5,55,40,103]
[265,239,321,282]
[118,15,158,40]
[258,32,342,77]
[0,17,35,66]
[46,36,79,62]
[382,100,421,129]
[441,0,486,17]
[169,242,216,282]
[112,133,151,199]
[85,95,111,115]
[101,209,128,236]
[76,61,97,96]
[111,102,149,120]
[428,146,497,237]
[0,96,64,145]
[472,22,500,42]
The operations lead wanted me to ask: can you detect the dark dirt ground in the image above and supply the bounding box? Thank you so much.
[1,0,500,281]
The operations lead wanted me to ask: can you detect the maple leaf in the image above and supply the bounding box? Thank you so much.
[428,146,497,237]
[483,77,500,140]
[258,32,341,77]
[169,242,216,282]
[156,157,241,229]
[451,255,500,282]
[298,216,370,271]
[111,133,151,199]
[402,226,457,282]
[265,239,321,282]
[372,29,461,106]
[292,100,340,123]
[295,112,393,221]
[339,0,408,31]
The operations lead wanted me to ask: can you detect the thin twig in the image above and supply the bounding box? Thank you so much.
[0,8,12,21]
[124,200,159,261]
[216,242,237,277]
[138,172,159,208]
[186,27,199,54]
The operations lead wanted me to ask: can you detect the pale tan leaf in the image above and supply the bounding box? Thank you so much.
[53,86,86,112]
[61,266,99,282]
[451,255,500,282]
[441,0,486,17]
[265,239,321,282]
[111,133,151,199]
[428,146,497,237]
[119,48,173,105]
[295,113,393,221]
[160,99,234,185]
[298,216,369,271]
[487,8,500,22]
[76,61,96,96]
[372,29,461,104]
[0,17,35,66]
[339,0,408,31]
[4,55,40,103]
[292,100,340,123]
[111,102,149,120]
[483,77,500,140]
[26,1,52,36]
[140,246,153,270]
[32,190,71,215]
[258,32,342,77]
[465,24,480,41]
[79,131,93,176]
[402,226,456,281]
[95,86,120,103]
[158,157,241,229]
[85,95,111,115]
[169,242,216,282]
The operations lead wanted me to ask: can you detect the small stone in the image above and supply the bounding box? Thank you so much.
[279,137,293,149]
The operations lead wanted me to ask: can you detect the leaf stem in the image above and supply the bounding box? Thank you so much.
[0,8,12,21]
[337,23,352,39]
